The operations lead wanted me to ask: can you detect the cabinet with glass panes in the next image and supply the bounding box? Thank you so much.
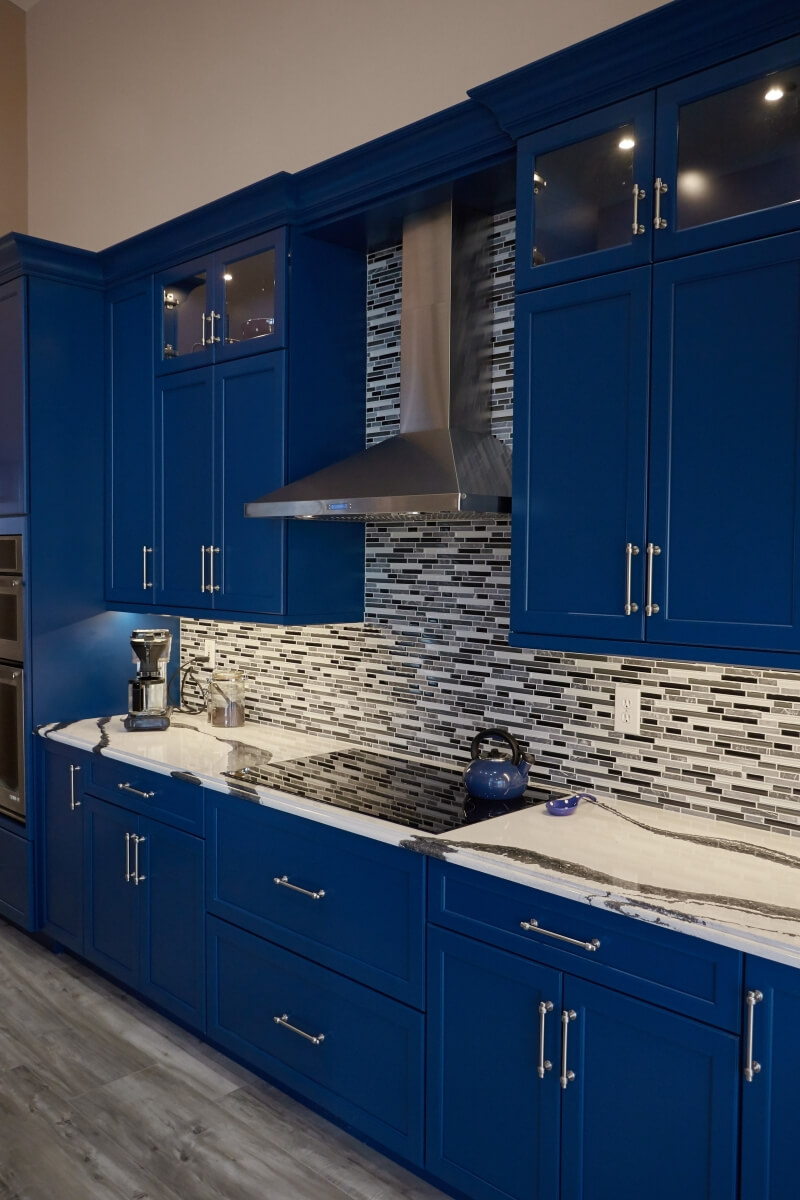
[516,35,800,291]
[155,229,286,374]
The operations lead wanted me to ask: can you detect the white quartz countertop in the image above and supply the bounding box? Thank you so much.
[39,715,800,968]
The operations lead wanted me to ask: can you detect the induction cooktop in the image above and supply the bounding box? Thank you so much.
[224,749,560,835]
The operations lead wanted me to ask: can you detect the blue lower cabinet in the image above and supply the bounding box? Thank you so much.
[426,926,561,1200]
[41,743,86,953]
[561,977,739,1200]
[207,916,424,1164]
[83,794,140,987]
[740,956,800,1200]
[0,824,31,927]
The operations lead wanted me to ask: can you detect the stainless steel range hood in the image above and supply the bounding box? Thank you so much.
[246,198,511,521]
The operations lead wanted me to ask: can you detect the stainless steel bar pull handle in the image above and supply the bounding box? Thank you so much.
[118,782,155,800]
[201,545,207,593]
[125,832,132,883]
[632,184,646,235]
[200,312,207,347]
[132,835,145,885]
[744,989,763,1082]
[208,546,220,592]
[538,1001,553,1079]
[521,919,600,953]
[273,1014,325,1046]
[624,543,640,615]
[645,543,661,616]
[654,178,668,229]
[274,875,326,901]
[69,763,81,811]
[560,1009,576,1089]
[209,311,221,344]
[142,545,153,590]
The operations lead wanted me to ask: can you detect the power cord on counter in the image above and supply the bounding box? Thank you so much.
[168,656,208,715]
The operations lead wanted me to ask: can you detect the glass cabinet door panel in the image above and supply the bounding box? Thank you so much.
[161,270,208,362]
[676,63,800,231]
[533,125,637,266]
[221,248,276,348]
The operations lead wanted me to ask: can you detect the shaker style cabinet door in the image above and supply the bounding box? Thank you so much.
[647,232,800,652]
[560,977,739,1200]
[41,743,85,954]
[653,35,800,260]
[83,795,141,988]
[155,368,215,611]
[512,270,650,642]
[0,279,26,516]
[516,94,656,292]
[155,254,215,375]
[426,927,561,1200]
[106,280,157,604]
[740,956,800,1200]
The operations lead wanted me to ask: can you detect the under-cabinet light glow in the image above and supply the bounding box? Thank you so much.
[618,136,635,150]
[765,86,785,102]
[223,273,233,281]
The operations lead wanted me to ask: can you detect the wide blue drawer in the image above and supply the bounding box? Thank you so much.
[429,860,742,1031]
[206,791,425,1007]
[207,916,424,1165]
[87,755,205,835]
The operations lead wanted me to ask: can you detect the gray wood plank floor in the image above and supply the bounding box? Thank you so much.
[0,919,447,1200]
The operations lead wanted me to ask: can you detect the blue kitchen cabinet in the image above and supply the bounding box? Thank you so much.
[511,270,650,642]
[560,976,739,1200]
[83,791,205,1030]
[155,229,287,374]
[516,95,656,291]
[426,926,561,1200]
[106,279,156,604]
[41,742,86,954]
[0,279,25,516]
[740,955,800,1200]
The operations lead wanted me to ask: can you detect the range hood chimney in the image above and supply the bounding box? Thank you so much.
[246,198,511,521]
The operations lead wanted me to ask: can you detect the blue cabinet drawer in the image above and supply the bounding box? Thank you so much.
[87,756,205,835]
[207,916,424,1165]
[429,861,742,1031]
[207,792,425,1007]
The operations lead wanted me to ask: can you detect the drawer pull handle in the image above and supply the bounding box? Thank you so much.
[520,918,600,953]
[538,1000,553,1079]
[118,782,155,800]
[273,1014,325,1046]
[273,875,325,901]
[561,1009,577,1089]
[744,989,763,1083]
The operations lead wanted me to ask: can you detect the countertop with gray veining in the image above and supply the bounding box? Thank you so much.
[39,715,800,968]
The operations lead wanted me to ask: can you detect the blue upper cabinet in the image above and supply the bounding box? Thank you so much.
[654,37,800,260]
[516,95,656,291]
[647,232,800,654]
[0,279,26,516]
[512,270,650,642]
[155,229,287,375]
[740,955,800,1200]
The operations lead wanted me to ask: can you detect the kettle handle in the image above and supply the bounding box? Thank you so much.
[470,728,522,766]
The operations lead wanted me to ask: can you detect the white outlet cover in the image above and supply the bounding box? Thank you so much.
[614,684,641,734]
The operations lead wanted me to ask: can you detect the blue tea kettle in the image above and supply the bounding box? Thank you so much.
[463,728,530,801]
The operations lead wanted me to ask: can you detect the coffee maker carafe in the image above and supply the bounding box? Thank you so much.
[124,629,173,731]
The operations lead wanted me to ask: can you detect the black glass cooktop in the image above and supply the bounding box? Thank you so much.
[224,750,559,835]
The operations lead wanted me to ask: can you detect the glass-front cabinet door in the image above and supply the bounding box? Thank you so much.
[155,229,287,374]
[654,36,800,258]
[516,94,656,290]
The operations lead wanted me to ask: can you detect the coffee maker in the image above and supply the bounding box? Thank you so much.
[124,629,173,731]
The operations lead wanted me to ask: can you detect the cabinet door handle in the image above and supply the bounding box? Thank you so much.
[273,1013,325,1046]
[142,545,153,590]
[645,542,661,616]
[200,312,207,348]
[744,989,763,1082]
[201,545,207,593]
[521,918,600,953]
[132,835,145,885]
[560,1009,576,1089]
[273,874,326,901]
[69,763,81,811]
[653,177,668,229]
[209,311,221,344]
[624,543,640,615]
[118,782,155,800]
[538,1000,553,1079]
[632,184,646,235]
[125,831,132,883]
[207,546,220,593]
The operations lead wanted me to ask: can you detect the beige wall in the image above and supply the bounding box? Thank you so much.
[26,0,664,251]
[0,0,27,236]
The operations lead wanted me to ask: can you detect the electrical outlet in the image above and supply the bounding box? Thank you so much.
[614,684,641,735]
[203,638,216,668]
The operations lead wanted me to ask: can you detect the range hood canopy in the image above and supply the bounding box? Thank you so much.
[246,199,511,521]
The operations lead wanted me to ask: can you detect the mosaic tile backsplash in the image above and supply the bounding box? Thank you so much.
[182,211,800,837]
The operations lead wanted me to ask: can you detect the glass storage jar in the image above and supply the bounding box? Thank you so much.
[207,669,246,727]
